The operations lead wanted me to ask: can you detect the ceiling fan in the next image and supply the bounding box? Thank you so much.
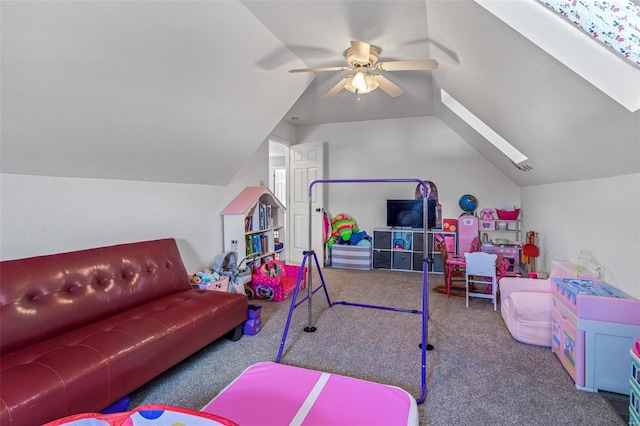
[289,40,439,98]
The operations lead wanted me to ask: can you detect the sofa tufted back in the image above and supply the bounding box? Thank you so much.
[0,238,191,354]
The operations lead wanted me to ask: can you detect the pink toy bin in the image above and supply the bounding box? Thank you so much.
[496,208,520,220]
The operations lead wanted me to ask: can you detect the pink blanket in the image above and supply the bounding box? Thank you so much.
[202,362,418,426]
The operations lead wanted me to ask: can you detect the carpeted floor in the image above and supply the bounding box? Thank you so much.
[129,268,627,425]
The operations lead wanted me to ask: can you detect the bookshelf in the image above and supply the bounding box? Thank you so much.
[222,186,286,267]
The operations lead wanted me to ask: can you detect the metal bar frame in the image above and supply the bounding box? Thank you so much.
[275,178,430,404]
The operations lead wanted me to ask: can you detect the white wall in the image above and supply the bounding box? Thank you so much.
[296,116,521,234]
[521,173,639,298]
[0,139,270,273]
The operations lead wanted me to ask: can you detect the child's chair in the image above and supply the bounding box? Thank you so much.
[250,260,307,302]
[464,252,499,311]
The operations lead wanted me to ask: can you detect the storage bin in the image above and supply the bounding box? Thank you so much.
[373,231,392,249]
[244,303,263,335]
[247,304,262,319]
[331,245,372,270]
[373,250,391,269]
[495,208,520,220]
[480,220,495,230]
[392,251,411,270]
[412,252,425,271]
[432,253,443,273]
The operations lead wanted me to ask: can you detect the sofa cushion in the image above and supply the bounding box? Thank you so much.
[0,239,192,354]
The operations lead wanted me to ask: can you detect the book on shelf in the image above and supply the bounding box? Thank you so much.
[245,235,254,255]
[266,205,273,228]
[258,203,264,230]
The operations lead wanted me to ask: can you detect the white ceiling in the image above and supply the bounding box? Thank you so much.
[241,0,439,125]
[2,0,639,188]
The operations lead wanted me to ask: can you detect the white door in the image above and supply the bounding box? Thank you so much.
[289,142,325,266]
[273,168,286,207]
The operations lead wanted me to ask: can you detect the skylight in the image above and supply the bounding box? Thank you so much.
[475,0,640,112]
[440,89,529,165]
[538,0,640,68]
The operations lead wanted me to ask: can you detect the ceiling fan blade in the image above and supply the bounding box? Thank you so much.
[289,66,349,73]
[376,59,439,71]
[374,74,404,97]
[323,76,350,98]
[350,40,371,63]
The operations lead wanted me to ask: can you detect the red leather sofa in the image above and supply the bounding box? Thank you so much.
[0,238,248,426]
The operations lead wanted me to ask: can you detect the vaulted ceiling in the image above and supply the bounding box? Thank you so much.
[2,1,639,188]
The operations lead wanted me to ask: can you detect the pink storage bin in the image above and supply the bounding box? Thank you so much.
[496,208,520,220]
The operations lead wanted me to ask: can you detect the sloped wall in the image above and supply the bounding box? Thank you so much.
[0,138,271,272]
[521,173,639,298]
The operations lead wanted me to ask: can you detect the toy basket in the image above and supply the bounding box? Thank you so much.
[192,276,229,292]
[495,208,520,220]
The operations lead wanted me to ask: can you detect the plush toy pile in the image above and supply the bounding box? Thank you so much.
[325,213,371,248]
[189,269,221,285]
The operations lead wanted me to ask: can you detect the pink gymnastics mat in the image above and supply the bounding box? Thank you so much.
[202,362,419,426]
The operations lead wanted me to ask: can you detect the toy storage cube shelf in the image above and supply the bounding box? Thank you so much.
[222,186,286,265]
[550,277,640,394]
[372,228,455,273]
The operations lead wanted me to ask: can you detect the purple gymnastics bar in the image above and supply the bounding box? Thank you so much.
[275,178,430,404]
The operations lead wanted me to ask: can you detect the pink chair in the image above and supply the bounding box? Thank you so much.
[250,260,307,302]
[499,260,597,347]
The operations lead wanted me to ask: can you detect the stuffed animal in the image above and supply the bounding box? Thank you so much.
[196,269,220,283]
[480,208,495,220]
[326,213,359,248]
[189,274,202,285]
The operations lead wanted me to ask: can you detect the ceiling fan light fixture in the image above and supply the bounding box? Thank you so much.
[345,70,379,94]
[302,40,435,99]
[352,70,366,91]
[364,73,378,91]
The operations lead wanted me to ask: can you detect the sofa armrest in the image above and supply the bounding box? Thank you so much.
[499,277,551,302]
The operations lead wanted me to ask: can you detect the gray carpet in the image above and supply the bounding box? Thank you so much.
[129,268,626,425]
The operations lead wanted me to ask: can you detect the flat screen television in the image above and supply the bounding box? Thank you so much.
[387,199,425,229]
